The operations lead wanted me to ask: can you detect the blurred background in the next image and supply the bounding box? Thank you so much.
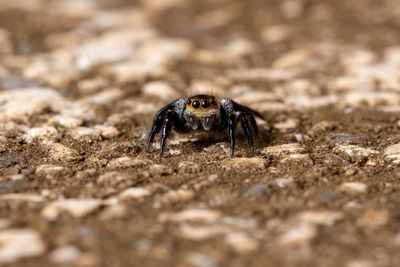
[0,0,400,266]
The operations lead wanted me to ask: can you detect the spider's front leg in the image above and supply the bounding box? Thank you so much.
[146,99,186,158]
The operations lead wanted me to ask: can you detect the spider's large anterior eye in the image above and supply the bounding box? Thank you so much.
[210,98,216,105]
[192,100,200,109]
[201,100,210,108]
[186,99,191,105]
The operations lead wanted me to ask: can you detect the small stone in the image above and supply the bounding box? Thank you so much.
[273,118,299,132]
[309,121,336,135]
[68,127,101,141]
[142,81,179,100]
[222,158,269,170]
[225,232,259,254]
[162,189,194,202]
[94,125,120,138]
[277,223,317,245]
[159,209,221,223]
[50,246,81,264]
[119,187,151,200]
[48,143,80,162]
[99,204,127,220]
[243,185,268,198]
[36,164,68,179]
[228,68,300,82]
[23,126,58,144]
[333,145,379,163]
[185,252,217,267]
[273,50,310,69]
[275,177,294,188]
[297,211,344,226]
[4,100,50,122]
[180,225,226,241]
[0,229,46,263]
[281,0,304,19]
[107,157,149,169]
[346,259,375,267]
[340,182,368,194]
[49,115,83,128]
[77,77,108,94]
[149,164,173,175]
[261,143,306,156]
[344,92,400,107]
[357,210,389,228]
[261,25,291,43]
[0,193,44,203]
[178,161,200,173]
[384,143,400,164]
[42,199,103,220]
[281,153,313,166]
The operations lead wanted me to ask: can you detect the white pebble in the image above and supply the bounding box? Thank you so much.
[41,199,103,220]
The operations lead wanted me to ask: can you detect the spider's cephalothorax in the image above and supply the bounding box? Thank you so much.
[146,95,263,158]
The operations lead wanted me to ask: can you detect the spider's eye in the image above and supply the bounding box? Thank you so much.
[192,100,200,109]
[186,99,191,105]
[201,100,210,108]
[210,98,216,105]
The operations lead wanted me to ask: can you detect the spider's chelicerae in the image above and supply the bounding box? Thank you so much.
[146,95,263,158]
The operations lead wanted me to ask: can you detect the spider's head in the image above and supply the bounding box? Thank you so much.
[183,95,220,131]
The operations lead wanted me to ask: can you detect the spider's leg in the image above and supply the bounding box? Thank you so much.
[228,116,236,159]
[240,114,254,155]
[247,113,259,137]
[146,114,164,152]
[159,112,173,158]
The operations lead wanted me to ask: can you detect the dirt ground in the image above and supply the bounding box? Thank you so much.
[1,0,400,266]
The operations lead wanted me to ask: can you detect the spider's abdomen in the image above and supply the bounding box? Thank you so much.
[183,95,220,131]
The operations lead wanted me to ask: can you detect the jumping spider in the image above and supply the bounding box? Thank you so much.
[146,95,263,158]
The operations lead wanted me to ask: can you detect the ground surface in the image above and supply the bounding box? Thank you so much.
[0,0,400,266]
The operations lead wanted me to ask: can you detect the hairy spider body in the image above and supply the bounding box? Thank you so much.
[146,95,262,158]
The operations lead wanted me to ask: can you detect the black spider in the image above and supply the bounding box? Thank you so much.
[145,95,263,158]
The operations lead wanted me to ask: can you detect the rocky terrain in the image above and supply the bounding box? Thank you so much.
[0,0,400,266]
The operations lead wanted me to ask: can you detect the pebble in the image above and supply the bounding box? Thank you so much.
[99,204,127,220]
[383,143,400,164]
[277,223,317,245]
[50,246,81,264]
[273,118,299,132]
[228,68,300,82]
[149,164,173,175]
[344,92,400,107]
[222,158,269,170]
[272,50,310,69]
[340,182,368,194]
[49,115,83,128]
[4,100,50,122]
[185,252,217,267]
[309,120,336,135]
[225,232,259,254]
[261,25,291,43]
[48,143,80,162]
[178,161,200,173]
[275,177,294,188]
[107,157,149,169]
[162,189,194,202]
[243,185,268,198]
[297,211,344,226]
[23,126,58,144]
[357,210,389,228]
[94,125,120,138]
[36,164,68,179]
[68,127,101,141]
[333,145,379,163]
[281,153,314,166]
[41,199,103,220]
[118,187,151,200]
[159,209,221,223]
[261,143,306,156]
[0,193,44,203]
[0,229,46,263]
[180,225,226,241]
[142,81,179,100]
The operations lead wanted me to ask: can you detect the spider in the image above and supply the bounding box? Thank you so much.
[145,95,263,158]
